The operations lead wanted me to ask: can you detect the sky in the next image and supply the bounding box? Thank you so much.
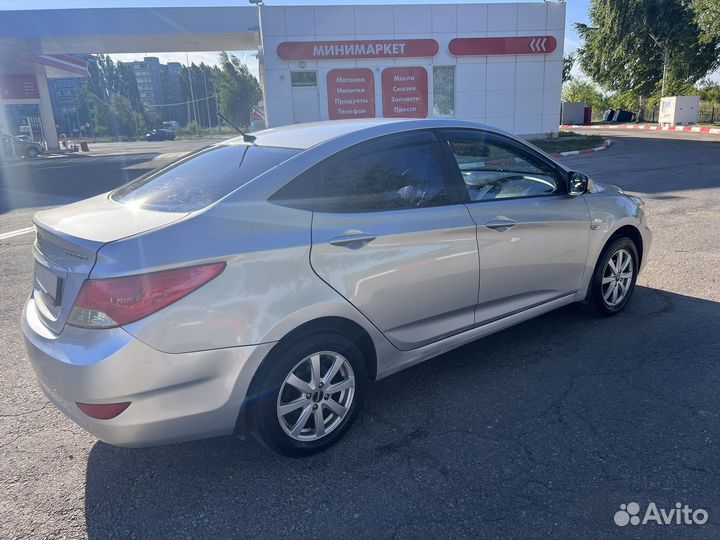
[64,0,590,80]
[0,0,592,61]
[8,0,681,83]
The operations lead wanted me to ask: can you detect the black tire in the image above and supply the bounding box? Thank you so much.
[25,147,39,158]
[249,331,368,457]
[589,236,639,316]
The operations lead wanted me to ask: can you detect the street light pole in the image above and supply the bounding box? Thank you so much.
[214,94,219,133]
[661,47,669,98]
[202,68,212,130]
[649,33,669,98]
[250,0,266,128]
[186,53,200,136]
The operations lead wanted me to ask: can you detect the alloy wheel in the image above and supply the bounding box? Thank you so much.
[276,351,355,442]
[602,248,634,307]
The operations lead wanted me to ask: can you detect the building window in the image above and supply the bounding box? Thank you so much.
[433,66,455,117]
[290,71,317,87]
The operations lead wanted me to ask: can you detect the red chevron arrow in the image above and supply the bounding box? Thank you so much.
[449,35,557,56]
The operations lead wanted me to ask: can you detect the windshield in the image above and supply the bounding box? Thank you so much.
[110,144,300,212]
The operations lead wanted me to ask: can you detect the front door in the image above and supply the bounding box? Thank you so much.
[439,129,591,324]
[309,131,479,350]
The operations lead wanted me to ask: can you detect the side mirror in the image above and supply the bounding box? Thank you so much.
[568,172,589,196]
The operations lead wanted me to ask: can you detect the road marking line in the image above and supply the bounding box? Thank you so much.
[0,226,34,241]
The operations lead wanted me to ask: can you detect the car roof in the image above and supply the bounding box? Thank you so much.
[225,118,505,150]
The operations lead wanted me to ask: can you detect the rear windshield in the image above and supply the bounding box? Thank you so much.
[111,144,300,212]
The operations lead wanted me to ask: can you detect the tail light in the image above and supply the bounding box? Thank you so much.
[68,262,226,328]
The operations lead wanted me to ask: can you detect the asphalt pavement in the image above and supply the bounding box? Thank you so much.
[1,134,719,539]
[0,138,223,227]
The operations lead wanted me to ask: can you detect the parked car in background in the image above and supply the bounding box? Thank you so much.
[145,128,176,141]
[1,134,46,158]
[23,119,651,457]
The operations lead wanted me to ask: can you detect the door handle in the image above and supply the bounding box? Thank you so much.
[485,219,517,232]
[328,233,377,247]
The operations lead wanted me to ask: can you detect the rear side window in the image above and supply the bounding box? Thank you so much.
[272,131,452,213]
[112,145,299,212]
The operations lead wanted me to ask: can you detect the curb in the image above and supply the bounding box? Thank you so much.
[550,138,612,158]
[561,123,720,135]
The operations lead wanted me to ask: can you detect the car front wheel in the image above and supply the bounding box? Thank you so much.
[249,332,368,456]
[25,147,39,158]
[590,236,639,316]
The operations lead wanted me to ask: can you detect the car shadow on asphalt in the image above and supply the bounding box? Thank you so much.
[84,285,720,539]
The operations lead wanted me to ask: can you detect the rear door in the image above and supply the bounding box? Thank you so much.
[306,131,479,350]
[439,129,591,324]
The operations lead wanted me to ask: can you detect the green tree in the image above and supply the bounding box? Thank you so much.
[692,0,720,43]
[86,56,106,100]
[576,0,720,98]
[99,55,119,97]
[115,62,143,113]
[143,109,163,130]
[562,78,611,112]
[179,62,221,128]
[216,52,261,128]
[563,53,575,83]
[697,80,720,104]
[88,93,113,137]
[76,87,94,134]
[110,94,136,137]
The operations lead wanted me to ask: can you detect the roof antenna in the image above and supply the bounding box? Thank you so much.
[217,112,256,143]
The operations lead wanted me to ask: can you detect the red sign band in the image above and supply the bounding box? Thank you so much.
[381,67,428,119]
[327,68,375,120]
[277,39,439,60]
[449,36,557,56]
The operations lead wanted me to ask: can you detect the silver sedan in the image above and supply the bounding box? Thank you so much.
[22,119,651,456]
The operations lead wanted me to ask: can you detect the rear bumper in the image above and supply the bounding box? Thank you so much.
[21,297,274,447]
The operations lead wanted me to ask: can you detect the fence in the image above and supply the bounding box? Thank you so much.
[698,103,718,124]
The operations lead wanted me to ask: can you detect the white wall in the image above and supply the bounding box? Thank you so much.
[260,2,565,136]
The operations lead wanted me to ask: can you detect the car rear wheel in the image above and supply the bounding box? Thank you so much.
[249,332,368,456]
[590,236,639,316]
[25,147,39,158]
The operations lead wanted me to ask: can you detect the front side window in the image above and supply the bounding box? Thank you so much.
[112,144,299,212]
[314,131,451,213]
[443,130,559,202]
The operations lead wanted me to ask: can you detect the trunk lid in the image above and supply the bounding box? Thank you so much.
[32,193,187,333]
